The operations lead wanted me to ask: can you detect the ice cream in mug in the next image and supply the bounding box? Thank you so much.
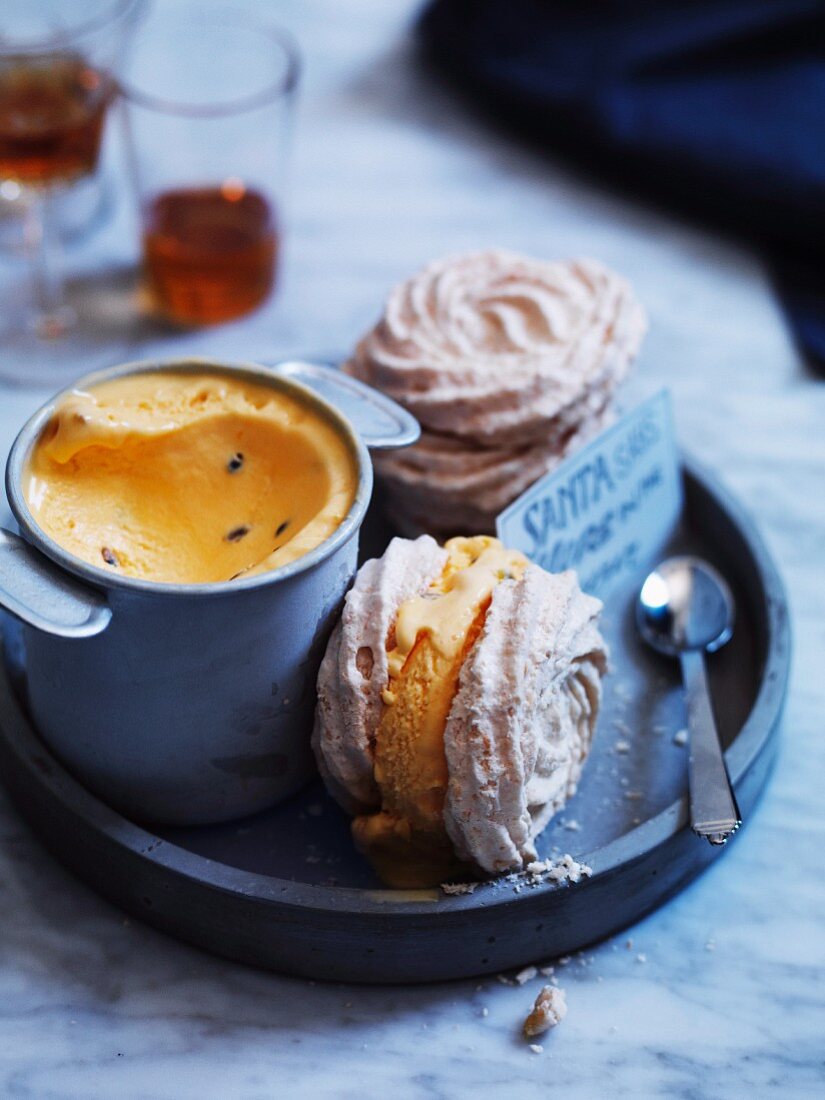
[24,370,358,584]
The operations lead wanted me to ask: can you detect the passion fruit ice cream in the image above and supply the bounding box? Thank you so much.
[313,535,607,888]
[24,370,357,584]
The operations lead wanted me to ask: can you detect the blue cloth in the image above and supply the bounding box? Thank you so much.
[418,0,825,369]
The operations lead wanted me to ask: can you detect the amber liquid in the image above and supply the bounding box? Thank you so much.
[142,185,279,326]
[0,55,111,185]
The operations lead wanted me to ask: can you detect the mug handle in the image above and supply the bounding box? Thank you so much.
[0,529,111,639]
[271,361,420,450]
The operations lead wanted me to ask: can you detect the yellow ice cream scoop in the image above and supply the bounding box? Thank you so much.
[24,370,358,584]
[351,536,528,887]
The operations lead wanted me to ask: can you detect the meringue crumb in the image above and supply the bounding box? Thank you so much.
[496,974,515,986]
[705,940,716,952]
[563,819,581,832]
[636,954,647,963]
[514,966,538,985]
[673,728,688,746]
[440,881,478,895]
[529,1044,544,1055]
[525,854,592,886]
[558,956,571,966]
[549,855,592,884]
[624,790,643,801]
[539,966,555,977]
[523,985,567,1038]
[481,1007,489,1017]
[614,739,630,754]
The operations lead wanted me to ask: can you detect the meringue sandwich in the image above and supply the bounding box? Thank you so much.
[313,535,607,888]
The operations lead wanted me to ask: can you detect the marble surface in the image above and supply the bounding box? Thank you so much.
[0,2,823,1096]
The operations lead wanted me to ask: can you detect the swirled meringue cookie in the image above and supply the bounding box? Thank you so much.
[344,249,646,536]
[313,535,606,888]
[377,407,613,537]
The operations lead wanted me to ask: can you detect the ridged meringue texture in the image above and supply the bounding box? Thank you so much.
[344,249,646,536]
[312,535,607,888]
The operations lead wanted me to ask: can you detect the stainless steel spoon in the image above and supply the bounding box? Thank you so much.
[637,555,741,845]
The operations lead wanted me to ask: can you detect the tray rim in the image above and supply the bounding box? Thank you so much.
[0,455,791,922]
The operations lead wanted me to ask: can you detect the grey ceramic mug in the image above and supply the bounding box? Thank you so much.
[0,357,419,826]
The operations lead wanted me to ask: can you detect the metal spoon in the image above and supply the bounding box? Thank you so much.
[637,556,741,845]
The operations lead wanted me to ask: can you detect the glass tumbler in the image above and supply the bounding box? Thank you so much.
[121,5,300,327]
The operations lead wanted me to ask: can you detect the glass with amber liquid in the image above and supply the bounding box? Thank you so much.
[0,2,139,380]
[0,54,112,185]
[122,6,299,327]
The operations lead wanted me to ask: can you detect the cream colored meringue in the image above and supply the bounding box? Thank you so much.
[376,408,613,537]
[345,250,645,446]
[443,565,606,873]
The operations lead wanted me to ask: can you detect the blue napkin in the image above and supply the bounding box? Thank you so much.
[419,0,825,369]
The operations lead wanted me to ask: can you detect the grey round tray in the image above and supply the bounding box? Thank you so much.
[0,459,790,984]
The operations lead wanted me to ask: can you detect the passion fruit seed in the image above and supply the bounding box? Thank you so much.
[275,520,291,538]
[227,452,244,473]
[226,525,250,542]
[101,547,119,566]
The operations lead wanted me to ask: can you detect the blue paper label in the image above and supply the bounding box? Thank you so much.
[496,390,682,599]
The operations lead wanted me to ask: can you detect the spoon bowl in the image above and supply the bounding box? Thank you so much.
[637,556,734,657]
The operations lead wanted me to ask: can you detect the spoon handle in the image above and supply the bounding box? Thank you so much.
[679,649,741,845]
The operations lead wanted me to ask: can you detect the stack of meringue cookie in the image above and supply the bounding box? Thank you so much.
[344,249,647,536]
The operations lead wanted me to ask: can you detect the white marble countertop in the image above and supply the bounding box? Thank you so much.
[1,2,823,1096]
